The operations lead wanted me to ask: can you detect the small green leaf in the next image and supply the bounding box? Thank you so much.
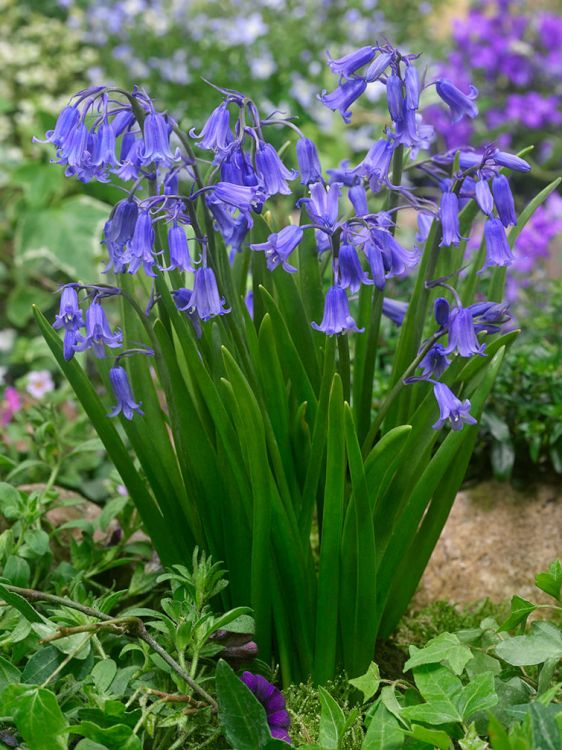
[495,621,562,666]
[405,724,452,749]
[0,655,21,691]
[457,672,498,720]
[349,662,381,702]
[362,701,403,750]
[68,722,141,750]
[91,659,117,693]
[535,560,562,602]
[318,686,346,750]
[459,723,488,750]
[3,555,31,587]
[0,582,45,623]
[21,646,64,685]
[215,660,272,750]
[499,596,537,632]
[404,633,473,675]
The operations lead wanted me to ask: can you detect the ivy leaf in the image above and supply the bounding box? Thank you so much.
[499,596,537,632]
[402,665,463,725]
[457,672,498,721]
[362,701,403,750]
[404,633,472,675]
[348,662,381,702]
[405,724,452,749]
[495,621,562,666]
[535,560,562,602]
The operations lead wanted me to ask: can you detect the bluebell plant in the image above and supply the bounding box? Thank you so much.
[35,40,556,687]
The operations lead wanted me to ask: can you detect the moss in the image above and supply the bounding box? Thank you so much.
[393,598,509,652]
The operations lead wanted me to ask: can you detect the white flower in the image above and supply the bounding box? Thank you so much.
[26,370,55,399]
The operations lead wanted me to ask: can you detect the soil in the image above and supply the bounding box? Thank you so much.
[415,479,562,606]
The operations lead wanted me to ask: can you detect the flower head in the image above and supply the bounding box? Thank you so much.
[250,225,303,273]
[338,243,372,292]
[108,366,143,420]
[299,182,341,230]
[240,672,291,744]
[436,79,479,122]
[386,74,404,123]
[312,286,364,335]
[53,286,85,360]
[319,77,367,123]
[444,306,486,358]
[327,46,377,78]
[1,387,21,426]
[190,102,233,152]
[296,138,323,185]
[75,301,123,358]
[139,111,179,165]
[26,370,55,399]
[492,175,517,227]
[482,217,514,270]
[419,344,451,378]
[185,267,230,321]
[432,381,477,431]
[255,141,297,196]
[439,187,461,247]
[166,223,194,272]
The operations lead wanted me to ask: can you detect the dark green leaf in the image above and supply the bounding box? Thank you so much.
[535,560,562,602]
[0,655,21,691]
[2,685,68,750]
[21,646,64,685]
[499,596,537,632]
[215,660,272,750]
[0,583,45,623]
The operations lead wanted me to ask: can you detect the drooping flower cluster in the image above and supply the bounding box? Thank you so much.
[37,34,526,433]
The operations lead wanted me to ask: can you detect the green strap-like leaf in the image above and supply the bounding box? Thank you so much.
[314,374,345,684]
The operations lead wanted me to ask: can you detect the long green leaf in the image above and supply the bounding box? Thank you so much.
[377,346,507,634]
[33,306,173,562]
[314,374,345,684]
[340,405,378,677]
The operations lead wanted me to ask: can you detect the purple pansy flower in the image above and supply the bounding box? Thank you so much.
[240,672,291,744]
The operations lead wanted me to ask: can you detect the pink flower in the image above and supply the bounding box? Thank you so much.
[1,387,21,426]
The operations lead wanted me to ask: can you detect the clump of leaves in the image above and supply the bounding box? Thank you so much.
[213,561,562,749]
[475,276,562,480]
